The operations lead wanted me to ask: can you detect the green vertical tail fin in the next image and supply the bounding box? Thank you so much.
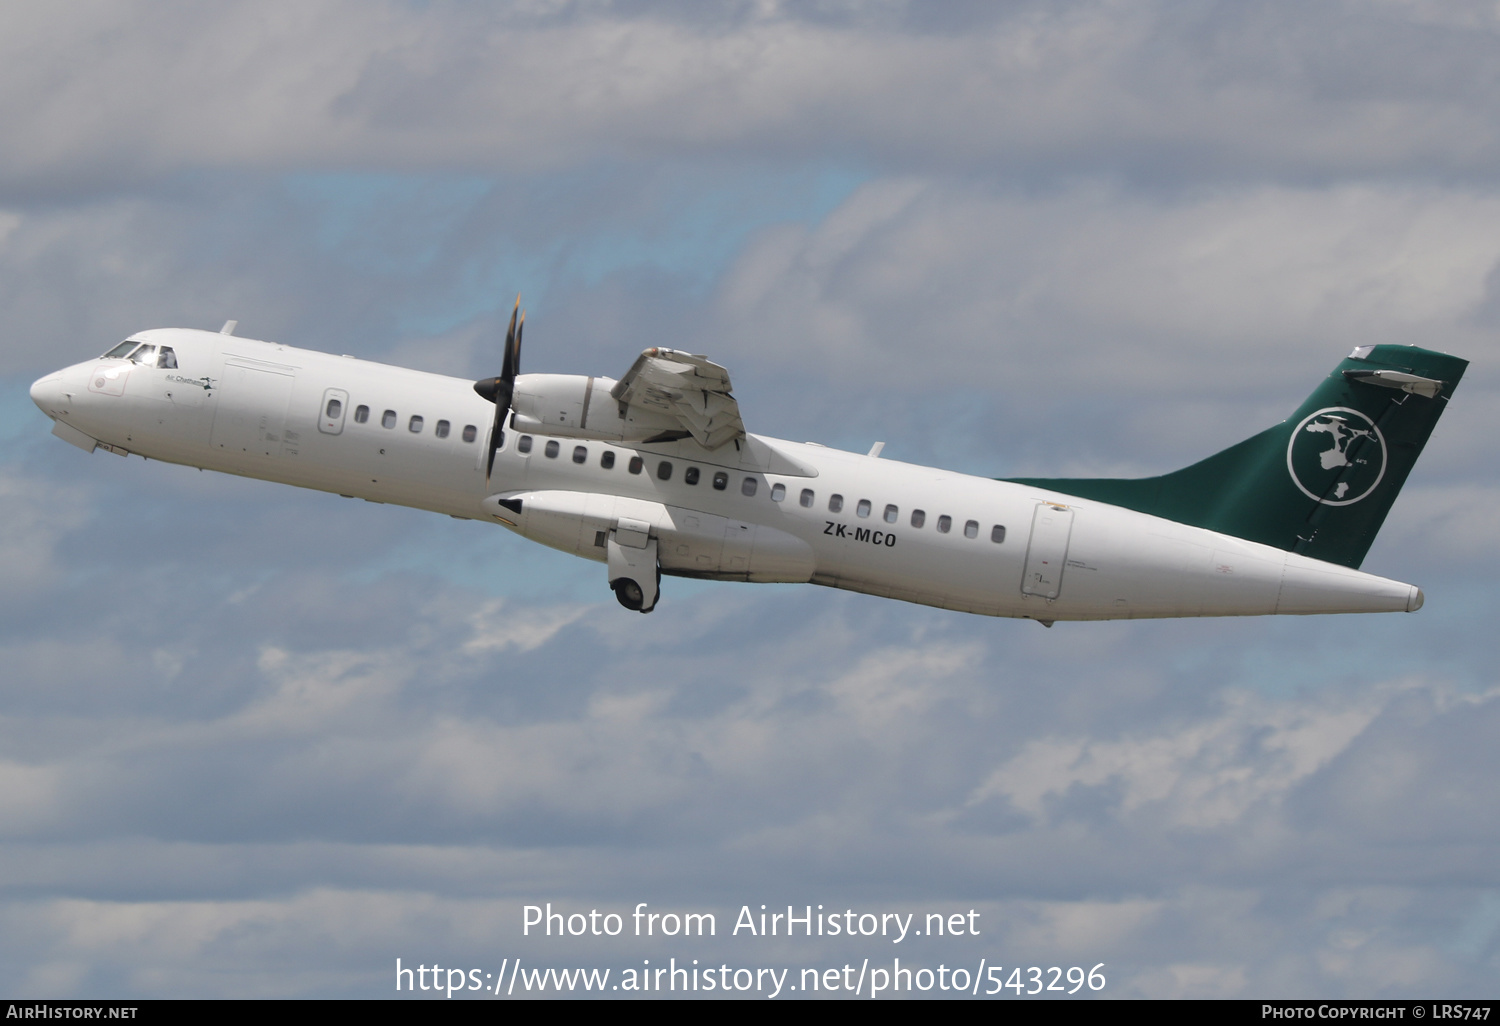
[1005,344,1468,568]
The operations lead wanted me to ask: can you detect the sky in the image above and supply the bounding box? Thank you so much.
[2,0,1499,999]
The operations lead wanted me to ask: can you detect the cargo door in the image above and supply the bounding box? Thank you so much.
[1021,503,1074,599]
[211,361,296,457]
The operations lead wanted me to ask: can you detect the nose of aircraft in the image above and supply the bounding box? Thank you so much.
[30,371,68,417]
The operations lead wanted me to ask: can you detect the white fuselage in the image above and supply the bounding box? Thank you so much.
[30,328,1423,621]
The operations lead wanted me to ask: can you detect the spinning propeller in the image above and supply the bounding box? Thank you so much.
[473,295,524,483]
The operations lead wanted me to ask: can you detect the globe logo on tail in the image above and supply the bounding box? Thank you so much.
[1286,407,1387,506]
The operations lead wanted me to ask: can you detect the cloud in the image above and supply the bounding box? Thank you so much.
[716,181,1500,391]
[4,584,1500,995]
[4,2,1500,189]
[0,467,89,601]
[966,688,1387,828]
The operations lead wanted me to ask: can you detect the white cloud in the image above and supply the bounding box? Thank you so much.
[2,2,1500,185]
[967,687,1393,828]
[0,469,89,599]
[461,597,590,655]
[717,181,1500,397]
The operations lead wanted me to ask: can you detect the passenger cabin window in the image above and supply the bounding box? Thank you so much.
[325,398,343,420]
[741,477,758,497]
[629,456,644,475]
[684,467,700,485]
[354,405,369,424]
[937,515,952,534]
[462,424,476,443]
[884,504,898,524]
[382,410,397,429]
[712,471,728,490]
[829,494,844,513]
[157,347,178,369]
[544,440,560,458]
[435,420,450,438]
[771,483,786,502]
[911,509,926,528]
[409,415,423,433]
[518,435,533,453]
[800,489,814,508]
[657,461,673,480]
[128,345,157,366]
[102,341,139,359]
[601,450,616,469]
[991,525,1007,543]
[964,519,979,539]
[573,445,587,464]
[856,499,872,518]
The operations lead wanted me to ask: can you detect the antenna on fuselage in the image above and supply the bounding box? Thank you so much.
[220,320,238,335]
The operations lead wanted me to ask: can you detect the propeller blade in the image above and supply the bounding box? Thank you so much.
[500,296,519,382]
[485,397,507,480]
[514,310,524,375]
[477,295,524,484]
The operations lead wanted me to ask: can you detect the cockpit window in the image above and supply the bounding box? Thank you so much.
[157,347,178,369]
[127,344,157,366]
[102,341,139,359]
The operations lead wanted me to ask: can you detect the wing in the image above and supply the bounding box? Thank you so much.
[610,347,745,450]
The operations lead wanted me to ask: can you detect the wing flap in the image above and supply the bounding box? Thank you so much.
[611,348,745,450]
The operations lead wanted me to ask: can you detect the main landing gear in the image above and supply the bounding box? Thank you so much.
[612,576,657,612]
[606,521,660,613]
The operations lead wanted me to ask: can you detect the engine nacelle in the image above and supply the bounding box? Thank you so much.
[509,373,681,443]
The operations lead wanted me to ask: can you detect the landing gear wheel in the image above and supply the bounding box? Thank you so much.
[613,577,647,611]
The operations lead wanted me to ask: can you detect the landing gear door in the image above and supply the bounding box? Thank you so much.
[319,388,349,435]
[1021,503,1074,600]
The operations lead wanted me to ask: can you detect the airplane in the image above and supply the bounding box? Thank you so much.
[28,301,1466,624]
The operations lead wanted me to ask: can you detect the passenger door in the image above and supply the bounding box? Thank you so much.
[1021,503,1074,599]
